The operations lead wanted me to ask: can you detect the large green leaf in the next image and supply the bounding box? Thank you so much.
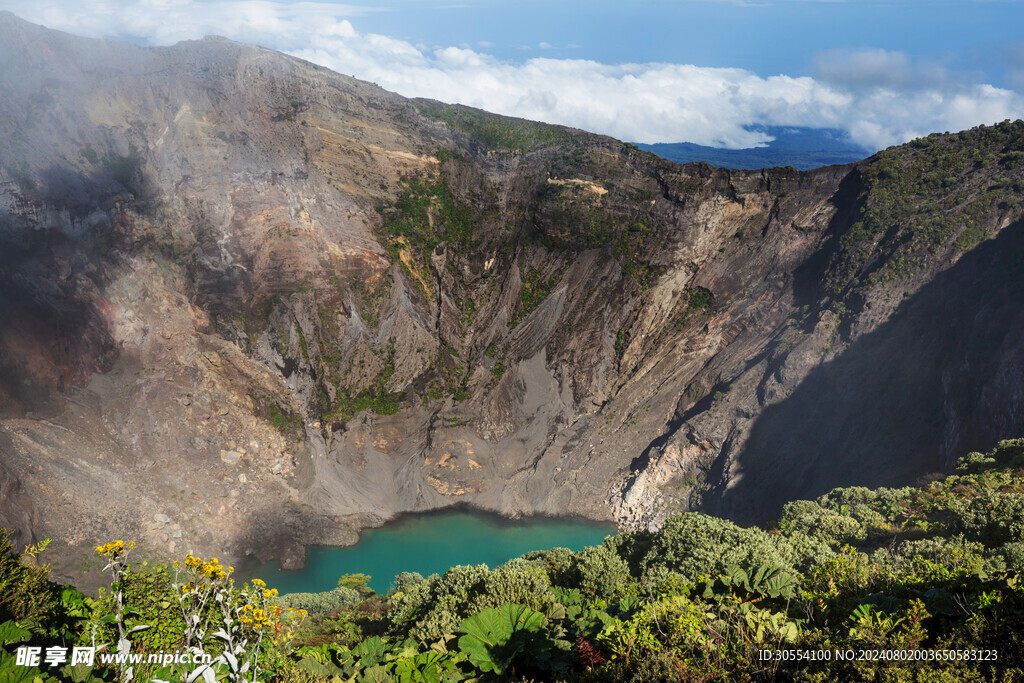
[349,636,387,668]
[0,650,42,683]
[297,656,345,677]
[60,661,113,683]
[457,604,544,675]
[0,621,31,648]
[389,651,454,683]
[356,663,392,683]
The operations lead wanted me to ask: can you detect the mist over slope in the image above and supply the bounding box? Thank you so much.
[0,12,1022,586]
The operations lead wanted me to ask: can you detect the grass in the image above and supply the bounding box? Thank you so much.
[416,101,573,154]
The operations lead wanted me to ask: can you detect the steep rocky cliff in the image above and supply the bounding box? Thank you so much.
[1,14,1023,587]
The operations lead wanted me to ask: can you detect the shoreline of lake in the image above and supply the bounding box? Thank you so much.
[242,507,617,595]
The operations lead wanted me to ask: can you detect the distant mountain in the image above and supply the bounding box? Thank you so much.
[634,126,873,170]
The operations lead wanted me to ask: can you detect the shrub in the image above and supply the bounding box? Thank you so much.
[816,485,878,509]
[521,547,575,582]
[387,564,490,641]
[470,564,552,613]
[953,493,1024,546]
[566,545,635,601]
[994,542,1024,569]
[956,439,1024,474]
[337,573,373,595]
[276,587,361,617]
[0,531,60,625]
[639,513,797,583]
[784,531,838,572]
[392,571,424,594]
[895,535,987,568]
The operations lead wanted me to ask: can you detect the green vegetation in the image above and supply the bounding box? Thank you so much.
[295,321,311,365]
[826,119,1024,297]
[416,102,572,154]
[78,146,99,165]
[529,181,666,288]
[687,287,715,312]
[327,358,400,421]
[358,277,392,328]
[509,265,564,328]
[4,440,1024,681]
[375,171,475,299]
[103,155,136,188]
[337,574,374,596]
[379,173,474,255]
[274,99,306,122]
[265,399,303,433]
[276,587,361,618]
[614,328,628,357]
[615,219,659,288]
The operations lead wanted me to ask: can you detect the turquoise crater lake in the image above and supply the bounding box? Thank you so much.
[246,509,617,595]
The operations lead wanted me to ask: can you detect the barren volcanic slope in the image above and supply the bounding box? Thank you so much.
[2,14,1024,587]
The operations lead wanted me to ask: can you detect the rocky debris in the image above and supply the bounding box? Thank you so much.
[219,450,242,466]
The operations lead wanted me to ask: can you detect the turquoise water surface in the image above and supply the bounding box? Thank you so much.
[246,509,616,595]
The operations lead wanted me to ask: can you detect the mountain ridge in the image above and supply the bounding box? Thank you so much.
[635,125,872,171]
[0,13,1022,589]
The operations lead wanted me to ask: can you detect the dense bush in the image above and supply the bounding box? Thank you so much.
[639,512,797,582]
[0,532,60,626]
[564,544,635,601]
[386,563,491,641]
[953,492,1024,546]
[275,586,360,617]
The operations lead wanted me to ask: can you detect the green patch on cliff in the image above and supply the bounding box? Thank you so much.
[615,219,661,288]
[327,356,400,421]
[509,265,564,328]
[376,172,475,280]
[264,398,303,433]
[826,119,1024,297]
[358,275,392,328]
[416,101,572,153]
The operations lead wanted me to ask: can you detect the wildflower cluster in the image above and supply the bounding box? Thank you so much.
[95,540,135,557]
[239,604,271,630]
[235,578,280,633]
[184,553,231,580]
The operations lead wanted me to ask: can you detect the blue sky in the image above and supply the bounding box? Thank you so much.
[358,0,1022,87]
[4,0,1024,151]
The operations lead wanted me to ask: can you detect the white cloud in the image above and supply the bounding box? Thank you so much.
[4,1,1023,151]
[814,48,1024,147]
[14,0,380,46]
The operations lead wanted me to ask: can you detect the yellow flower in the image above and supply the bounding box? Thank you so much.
[95,540,133,557]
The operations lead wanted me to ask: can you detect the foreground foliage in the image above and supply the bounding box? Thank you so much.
[3,440,1024,681]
